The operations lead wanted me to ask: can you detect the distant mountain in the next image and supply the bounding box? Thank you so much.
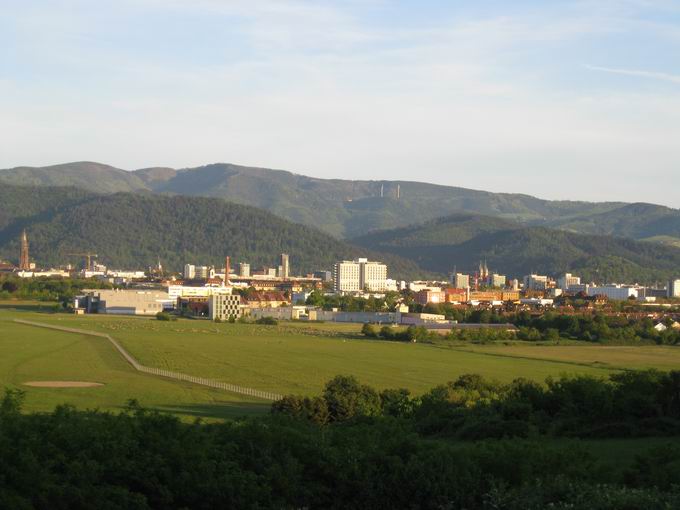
[1,161,633,238]
[352,213,680,284]
[0,185,428,279]
[0,162,148,193]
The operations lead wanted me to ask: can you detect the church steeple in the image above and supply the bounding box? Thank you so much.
[19,230,30,270]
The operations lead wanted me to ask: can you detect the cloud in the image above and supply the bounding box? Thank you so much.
[586,65,680,85]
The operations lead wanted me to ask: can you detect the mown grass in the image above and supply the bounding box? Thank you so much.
[3,302,680,420]
[0,308,268,420]
[1,307,619,396]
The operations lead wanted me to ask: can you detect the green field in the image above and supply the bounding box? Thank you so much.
[3,302,680,421]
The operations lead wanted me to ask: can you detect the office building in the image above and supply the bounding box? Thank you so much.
[558,273,581,291]
[208,294,243,321]
[239,262,251,277]
[452,273,470,289]
[333,258,387,293]
[524,274,549,291]
[489,274,506,288]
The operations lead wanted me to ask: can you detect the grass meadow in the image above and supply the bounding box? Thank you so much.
[3,300,680,420]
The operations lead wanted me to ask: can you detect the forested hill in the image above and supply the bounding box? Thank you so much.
[0,185,427,279]
[0,161,641,238]
[352,213,680,284]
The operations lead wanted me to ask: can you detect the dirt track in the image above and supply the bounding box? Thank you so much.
[23,381,104,388]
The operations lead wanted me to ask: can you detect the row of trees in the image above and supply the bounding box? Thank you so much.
[274,371,680,438]
[0,275,112,308]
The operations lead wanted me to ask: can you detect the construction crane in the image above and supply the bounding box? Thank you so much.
[67,252,99,271]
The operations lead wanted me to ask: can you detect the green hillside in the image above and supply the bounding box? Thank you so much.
[0,161,628,238]
[546,203,680,240]
[0,162,148,193]
[0,186,427,279]
[352,214,680,283]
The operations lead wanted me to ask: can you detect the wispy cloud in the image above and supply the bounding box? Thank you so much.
[586,64,680,85]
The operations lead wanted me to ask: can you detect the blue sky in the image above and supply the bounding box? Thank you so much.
[1,0,679,206]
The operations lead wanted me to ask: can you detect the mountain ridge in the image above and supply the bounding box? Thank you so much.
[0,162,652,238]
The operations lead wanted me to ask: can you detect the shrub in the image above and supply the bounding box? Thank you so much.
[156,311,176,321]
[256,316,278,325]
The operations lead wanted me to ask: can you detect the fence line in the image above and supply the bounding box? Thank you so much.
[13,319,283,401]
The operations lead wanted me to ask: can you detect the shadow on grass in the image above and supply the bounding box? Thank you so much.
[0,301,61,313]
[153,401,271,420]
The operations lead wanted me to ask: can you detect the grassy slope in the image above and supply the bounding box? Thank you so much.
[0,306,267,420]
[8,311,634,396]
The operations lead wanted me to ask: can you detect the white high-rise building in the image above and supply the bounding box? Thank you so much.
[524,274,549,291]
[333,258,387,293]
[239,263,251,277]
[183,264,196,280]
[558,273,581,291]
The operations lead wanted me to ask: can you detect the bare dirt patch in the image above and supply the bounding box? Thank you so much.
[23,381,104,388]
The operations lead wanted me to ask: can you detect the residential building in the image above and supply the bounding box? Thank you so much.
[558,273,581,291]
[208,294,243,321]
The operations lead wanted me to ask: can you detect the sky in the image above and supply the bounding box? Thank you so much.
[1,0,679,206]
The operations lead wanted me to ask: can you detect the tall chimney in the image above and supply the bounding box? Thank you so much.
[224,256,231,285]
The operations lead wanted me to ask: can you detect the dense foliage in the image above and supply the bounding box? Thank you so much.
[0,186,426,279]
[2,371,680,509]
[274,372,680,439]
[513,311,680,345]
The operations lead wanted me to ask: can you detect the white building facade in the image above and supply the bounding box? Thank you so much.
[333,258,387,293]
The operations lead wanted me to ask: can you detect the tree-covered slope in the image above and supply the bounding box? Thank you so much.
[352,214,680,283]
[0,186,427,279]
[546,203,680,240]
[1,161,629,238]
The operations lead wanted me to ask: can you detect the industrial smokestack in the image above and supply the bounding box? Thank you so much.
[224,256,231,285]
